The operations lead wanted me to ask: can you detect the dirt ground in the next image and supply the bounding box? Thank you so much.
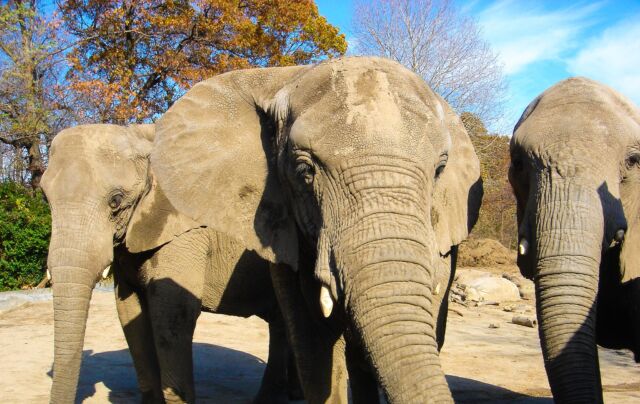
[1,282,639,403]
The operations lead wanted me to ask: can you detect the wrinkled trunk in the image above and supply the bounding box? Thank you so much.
[50,262,96,403]
[47,202,111,403]
[337,212,451,403]
[534,180,603,403]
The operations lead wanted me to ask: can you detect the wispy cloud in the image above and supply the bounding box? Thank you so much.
[567,16,640,104]
[476,1,602,74]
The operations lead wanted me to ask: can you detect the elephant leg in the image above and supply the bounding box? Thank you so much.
[114,271,163,403]
[143,231,207,403]
[287,350,304,400]
[254,315,288,404]
[345,339,380,404]
[147,278,201,404]
[269,263,348,404]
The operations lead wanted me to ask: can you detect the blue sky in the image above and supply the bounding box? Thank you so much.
[316,0,640,133]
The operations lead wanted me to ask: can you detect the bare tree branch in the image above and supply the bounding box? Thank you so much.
[352,0,507,127]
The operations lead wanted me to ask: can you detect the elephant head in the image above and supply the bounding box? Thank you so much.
[510,77,640,402]
[152,56,482,402]
[40,124,197,403]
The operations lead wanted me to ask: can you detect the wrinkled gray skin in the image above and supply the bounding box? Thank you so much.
[41,124,300,404]
[510,77,640,403]
[152,57,482,403]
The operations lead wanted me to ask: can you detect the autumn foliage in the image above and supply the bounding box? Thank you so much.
[58,0,347,124]
[461,112,517,249]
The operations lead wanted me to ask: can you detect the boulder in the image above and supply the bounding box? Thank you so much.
[503,272,535,301]
[455,268,490,285]
[465,287,482,302]
[457,271,521,303]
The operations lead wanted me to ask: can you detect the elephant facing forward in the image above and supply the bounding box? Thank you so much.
[510,77,640,403]
[152,56,482,403]
[42,124,297,403]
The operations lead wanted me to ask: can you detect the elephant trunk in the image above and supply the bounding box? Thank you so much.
[50,263,96,403]
[533,180,603,403]
[338,212,451,403]
[47,204,112,403]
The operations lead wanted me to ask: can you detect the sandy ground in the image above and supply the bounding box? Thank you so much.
[1,285,639,403]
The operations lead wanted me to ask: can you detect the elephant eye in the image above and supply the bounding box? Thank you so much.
[108,193,124,210]
[435,154,448,179]
[295,156,315,185]
[626,153,640,168]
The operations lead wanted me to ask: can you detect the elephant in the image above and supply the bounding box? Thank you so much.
[509,77,640,402]
[150,56,482,403]
[41,123,300,403]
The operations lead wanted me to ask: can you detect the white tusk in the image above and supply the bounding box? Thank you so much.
[46,269,51,281]
[319,285,334,318]
[102,266,111,279]
[434,282,441,296]
[519,239,529,256]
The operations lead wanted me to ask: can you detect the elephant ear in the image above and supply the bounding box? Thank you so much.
[124,125,200,253]
[619,152,640,283]
[431,100,483,255]
[151,67,308,269]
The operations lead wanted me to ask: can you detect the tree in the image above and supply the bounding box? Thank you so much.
[59,0,348,124]
[352,0,506,126]
[0,181,51,290]
[461,112,516,248]
[0,0,71,189]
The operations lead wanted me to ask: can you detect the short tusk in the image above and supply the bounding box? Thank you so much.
[46,268,51,281]
[434,282,441,296]
[319,285,334,318]
[102,266,111,279]
[518,239,529,256]
[614,228,625,243]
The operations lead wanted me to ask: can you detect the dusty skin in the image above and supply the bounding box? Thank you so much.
[1,277,639,403]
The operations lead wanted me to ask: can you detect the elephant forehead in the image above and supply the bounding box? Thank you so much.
[52,124,136,159]
[514,77,640,153]
[288,62,443,161]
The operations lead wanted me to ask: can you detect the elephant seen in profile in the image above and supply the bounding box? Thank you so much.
[41,124,298,403]
[509,77,640,403]
[151,56,482,403]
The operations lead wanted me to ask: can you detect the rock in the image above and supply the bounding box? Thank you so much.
[512,316,537,328]
[464,287,482,302]
[458,238,517,267]
[462,276,521,303]
[503,272,535,300]
[489,323,500,329]
[456,269,491,285]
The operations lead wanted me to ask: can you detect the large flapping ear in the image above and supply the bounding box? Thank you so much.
[431,99,483,255]
[124,124,200,253]
[151,66,309,269]
[619,178,640,282]
[619,141,640,283]
[606,84,640,283]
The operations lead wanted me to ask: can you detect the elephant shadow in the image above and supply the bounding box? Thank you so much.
[47,343,269,403]
[446,375,552,403]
